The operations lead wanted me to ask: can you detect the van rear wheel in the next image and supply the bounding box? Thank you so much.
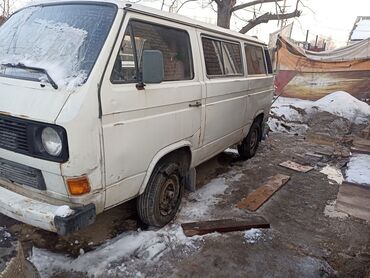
[137,159,184,227]
[238,121,261,160]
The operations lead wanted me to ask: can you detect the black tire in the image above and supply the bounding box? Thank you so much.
[137,157,184,227]
[238,121,262,160]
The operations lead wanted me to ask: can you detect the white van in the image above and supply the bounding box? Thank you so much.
[0,0,274,235]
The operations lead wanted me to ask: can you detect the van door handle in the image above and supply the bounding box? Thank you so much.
[189,101,202,108]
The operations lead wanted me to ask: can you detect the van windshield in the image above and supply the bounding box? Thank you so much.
[0,4,117,89]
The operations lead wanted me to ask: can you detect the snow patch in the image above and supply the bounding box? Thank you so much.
[320,165,344,185]
[324,200,348,219]
[345,154,370,186]
[268,97,312,134]
[30,224,202,277]
[54,205,74,218]
[269,92,370,134]
[244,228,263,244]
[178,177,229,221]
[313,92,370,124]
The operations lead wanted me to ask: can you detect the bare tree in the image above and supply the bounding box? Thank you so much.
[133,0,302,33]
[214,0,302,33]
[0,0,12,18]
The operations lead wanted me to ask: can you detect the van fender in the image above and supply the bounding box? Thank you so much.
[253,109,266,123]
[138,140,192,195]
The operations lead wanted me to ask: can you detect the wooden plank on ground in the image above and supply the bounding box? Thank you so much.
[353,137,370,148]
[181,217,270,237]
[306,133,337,147]
[314,149,334,157]
[351,146,370,155]
[279,160,314,173]
[336,182,370,221]
[305,152,323,159]
[351,137,370,154]
[236,174,290,211]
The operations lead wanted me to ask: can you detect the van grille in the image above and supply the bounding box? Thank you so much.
[0,157,46,190]
[0,115,30,153]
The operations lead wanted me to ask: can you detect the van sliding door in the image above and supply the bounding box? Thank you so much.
[199,34,248,158]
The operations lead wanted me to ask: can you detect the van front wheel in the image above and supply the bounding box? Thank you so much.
[238,121,261,160]
[137,159,183,227]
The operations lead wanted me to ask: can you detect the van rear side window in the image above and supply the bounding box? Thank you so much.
[264,48,273,74]
[111,21,193,83]
[245,44,266,75]
[202,37,243,77]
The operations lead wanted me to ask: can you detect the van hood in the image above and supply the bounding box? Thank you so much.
[0,79,70,123]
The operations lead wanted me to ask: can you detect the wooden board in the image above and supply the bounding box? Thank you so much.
[236,174,290,211]
[279,161,314,173]
[351,137,370,154]
[336,182,370,221]
[306,133,337,147]
[351,146,370,155]
[353,137,370,148]
[305,152,323,159]
[181,217,270,237]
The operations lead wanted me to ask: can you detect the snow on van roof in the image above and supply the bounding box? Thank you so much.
[23,0,265,45]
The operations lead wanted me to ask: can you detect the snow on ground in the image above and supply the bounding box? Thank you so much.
[31,224,202,277]
[268,97,312,134]
[31,171,243,277]
[320,166,344,185]
[177,176,229,222]
[345,154,370,186]
[324,200,349,220]
[313,92,370,124]
[269,92,370,134]
[244,229,264,244]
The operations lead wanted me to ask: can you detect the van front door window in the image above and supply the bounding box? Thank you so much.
[111,21,193,83]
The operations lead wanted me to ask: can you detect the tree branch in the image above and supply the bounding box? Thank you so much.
[239,9,301,33]
[176,0,198,12]
[231,0,282,12]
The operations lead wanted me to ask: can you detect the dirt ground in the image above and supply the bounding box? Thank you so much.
[1,132,370,278]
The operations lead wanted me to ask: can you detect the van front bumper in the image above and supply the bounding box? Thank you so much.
[0,185,96,235]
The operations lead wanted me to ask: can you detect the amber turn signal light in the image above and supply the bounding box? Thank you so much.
[67,176,91,196]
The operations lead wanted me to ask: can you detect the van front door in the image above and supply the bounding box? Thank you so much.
[100,17,203,208]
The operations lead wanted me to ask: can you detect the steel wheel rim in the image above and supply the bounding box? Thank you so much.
[250,129,258,151]
[159,174,180,216]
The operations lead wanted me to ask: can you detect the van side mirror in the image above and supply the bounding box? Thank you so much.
[142,50,164,84]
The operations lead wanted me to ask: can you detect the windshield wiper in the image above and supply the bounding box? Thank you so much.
[1,63,58,89]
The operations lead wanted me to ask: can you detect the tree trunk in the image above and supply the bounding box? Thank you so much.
[217,4,232,29]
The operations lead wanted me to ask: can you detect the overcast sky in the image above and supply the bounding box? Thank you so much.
[15,0,370,48]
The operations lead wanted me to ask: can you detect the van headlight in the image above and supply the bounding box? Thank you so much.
[41,127,63,156]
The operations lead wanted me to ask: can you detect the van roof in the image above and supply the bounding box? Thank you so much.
[23,0,266,45]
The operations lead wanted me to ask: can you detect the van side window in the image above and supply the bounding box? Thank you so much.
[264,48,273,74]
[111,21,193,83]
[222,42,243,75]
[245,44,267,75]
[202,37,243,77]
